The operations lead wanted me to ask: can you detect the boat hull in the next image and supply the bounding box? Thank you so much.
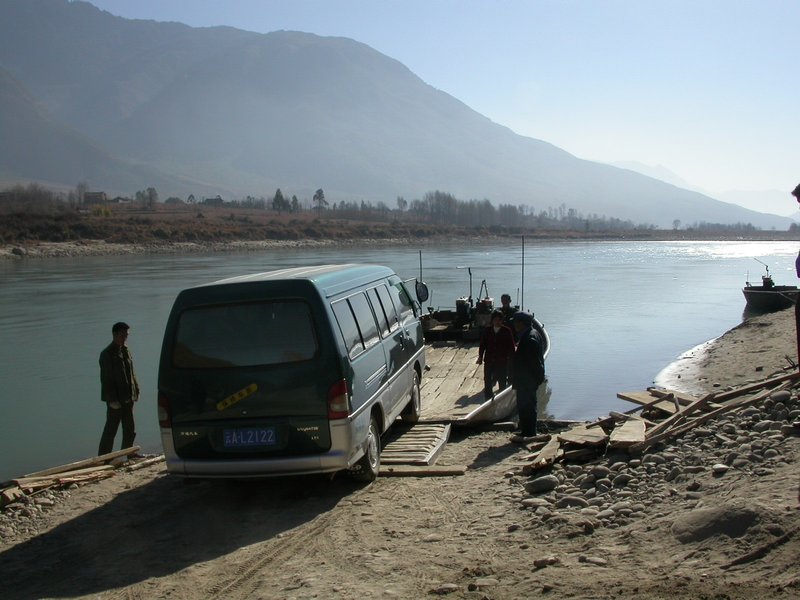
[742,286,799,311]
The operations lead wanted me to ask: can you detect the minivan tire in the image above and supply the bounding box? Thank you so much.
[349,415,381,482]
[401,370,421,423]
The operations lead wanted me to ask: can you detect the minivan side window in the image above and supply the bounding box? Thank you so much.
[370,285,399,337]
[389,279,416,322]
[331,299,364,360]
[332,292,382,360]
[172,300,318,368]
[348,292,380,349]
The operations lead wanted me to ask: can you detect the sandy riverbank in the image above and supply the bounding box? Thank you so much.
[0,309,798,599]
[0,238,417,259]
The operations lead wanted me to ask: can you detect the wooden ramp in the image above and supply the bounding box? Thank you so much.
[420,342,514,423]
[380,423,451,466]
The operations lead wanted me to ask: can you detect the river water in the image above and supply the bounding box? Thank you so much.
[1,240,797,480]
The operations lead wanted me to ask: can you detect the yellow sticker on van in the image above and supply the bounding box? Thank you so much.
[216,383,258,412]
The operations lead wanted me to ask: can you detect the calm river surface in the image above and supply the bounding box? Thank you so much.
[1,240,798,480]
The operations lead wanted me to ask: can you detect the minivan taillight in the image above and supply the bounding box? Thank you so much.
[327,379,350,420]
[157,392,172,428]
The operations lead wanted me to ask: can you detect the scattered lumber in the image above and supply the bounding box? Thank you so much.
[21,446,141,479]
[515,371,800,476]
[13,465,114,488]
[1,446,148,510]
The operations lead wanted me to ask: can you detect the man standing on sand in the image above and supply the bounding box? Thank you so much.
[791,184,800,504]
[477,309,516,400]
[511,311,546,439]
[793,184,800,366]
[98,321,141,456]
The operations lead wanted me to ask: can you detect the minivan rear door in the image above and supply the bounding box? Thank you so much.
[161,288,339,459]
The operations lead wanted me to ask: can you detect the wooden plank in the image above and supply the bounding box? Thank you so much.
[647,388,700,406]
[14,464,115,486]
[713,371,800,402]
[608,411,655,427]
[379,465,466,477]
[616,391,679,415]
[1,486,25,507]
[641,393,716,440]
[21,446,141,479]
[557,425,609,447]
[125,455,165,472]
[528,437,562,470]
[609,419,646,448]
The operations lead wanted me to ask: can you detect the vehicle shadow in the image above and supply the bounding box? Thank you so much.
[0,472,355,599]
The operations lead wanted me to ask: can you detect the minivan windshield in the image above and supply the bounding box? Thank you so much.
[172,300,318,368]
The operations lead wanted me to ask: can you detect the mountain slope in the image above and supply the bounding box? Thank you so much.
[0,66,217,196]
[0,0,792,229]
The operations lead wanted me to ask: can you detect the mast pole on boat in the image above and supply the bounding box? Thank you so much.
[521,235,525,312]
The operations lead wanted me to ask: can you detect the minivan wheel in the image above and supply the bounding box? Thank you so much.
[401,370,421,423]
[349,416,381,482]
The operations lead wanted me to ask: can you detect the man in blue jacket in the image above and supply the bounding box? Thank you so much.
[511,311,546,438]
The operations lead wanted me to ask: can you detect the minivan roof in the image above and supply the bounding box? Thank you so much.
[201,264,396,298]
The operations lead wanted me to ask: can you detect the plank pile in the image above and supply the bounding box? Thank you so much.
[1,447,164,509]
[519,371,800,474]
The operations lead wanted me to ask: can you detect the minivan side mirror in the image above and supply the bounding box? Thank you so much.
[415,281,429,303]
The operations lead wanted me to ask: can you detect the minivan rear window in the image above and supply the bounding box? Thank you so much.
[172,300,318,368]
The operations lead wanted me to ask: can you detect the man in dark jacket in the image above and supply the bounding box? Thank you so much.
[477,309,516,400]
[98,321,140,456]
[511,311,546,438]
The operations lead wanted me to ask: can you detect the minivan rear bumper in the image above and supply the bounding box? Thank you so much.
[160,419,357,478]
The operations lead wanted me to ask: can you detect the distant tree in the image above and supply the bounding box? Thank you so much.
[146,187,159,208]
[273,188,290,212]
[165,196,183,205]
[291,195,300,212]
[672,219,681,230]
[313,188,327,212]
[75,181,88,206]
[396,196,407,213]
[187,193,195,204]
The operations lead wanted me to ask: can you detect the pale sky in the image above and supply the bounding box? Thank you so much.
[87,0,798,198]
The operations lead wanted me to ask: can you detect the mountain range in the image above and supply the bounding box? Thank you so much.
[0,0,792,230]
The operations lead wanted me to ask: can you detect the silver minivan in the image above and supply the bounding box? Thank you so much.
[157,264,428,481]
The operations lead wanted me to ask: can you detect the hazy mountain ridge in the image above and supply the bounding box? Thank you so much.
[0,0,792,229]
[612,161,797,220]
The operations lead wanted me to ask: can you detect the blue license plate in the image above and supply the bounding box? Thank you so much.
[223,427,277,448]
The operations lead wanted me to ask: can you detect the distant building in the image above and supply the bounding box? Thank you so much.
[83,191,108,205]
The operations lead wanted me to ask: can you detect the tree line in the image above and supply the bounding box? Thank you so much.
[0,182,777,234]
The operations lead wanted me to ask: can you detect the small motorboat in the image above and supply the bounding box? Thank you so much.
[742,263,798,312]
